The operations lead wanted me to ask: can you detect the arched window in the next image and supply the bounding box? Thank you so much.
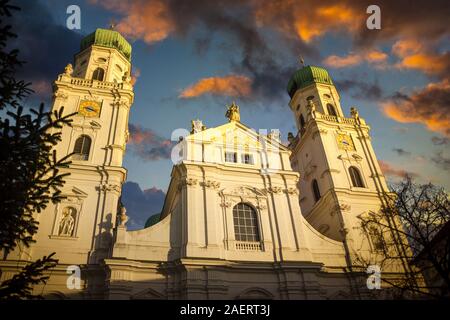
[92,67,105,81]
[233,203,260,242]
[312,179,321,203]
[327,103,337,117]
[299,114,305,129]
[349,166,365,187]
[73,135,91,160]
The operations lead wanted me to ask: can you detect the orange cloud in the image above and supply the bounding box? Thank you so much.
[365,50,388,63]
[323,50,388,68]
[395,53,450,75]
[392,39,423,57]
[90,0,174,44]
[381,79,450,137]
[179,75,252,99]
[255,2,363,43]
[323,53,362,68]
[391,39,450,75]
[379,160,417,179]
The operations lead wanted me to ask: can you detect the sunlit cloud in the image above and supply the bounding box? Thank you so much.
[395,52,450,75]
[381,79,450,137]
[391,39,450,75]
[89,0,174,44]
[323,50,388,68]
[179,74,252,98]
[255,2,362,43]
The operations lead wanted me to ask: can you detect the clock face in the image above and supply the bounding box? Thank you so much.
[336,133,355,151]
[78,100,101,117]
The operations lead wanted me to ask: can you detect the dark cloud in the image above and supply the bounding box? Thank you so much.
[431,136,449,146]
[128,123,174,161]
[11,0,83,100]
[165,0,311,101]
[431,151,450,171]
[121,181,165,230]
[392,148,411,157]
[335,78,383,100]
[90,0,319,102]
[355,0,450,47]
[91,0,450,104]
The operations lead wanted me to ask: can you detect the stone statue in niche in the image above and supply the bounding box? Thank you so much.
[59,207,76,236]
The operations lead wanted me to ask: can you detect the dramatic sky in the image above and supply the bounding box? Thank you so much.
[12,0,450,228]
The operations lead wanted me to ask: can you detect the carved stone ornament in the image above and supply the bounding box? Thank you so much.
[285,187,299,195]
[99,184,121,193]
[267,186,282,194]
[202,180,221,189]
[256,203,267,210]
[220,201,232,208]
[181,178,198,187]
[53,90,69,101]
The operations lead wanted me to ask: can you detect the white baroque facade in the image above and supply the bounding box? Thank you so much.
[0,29,401,299]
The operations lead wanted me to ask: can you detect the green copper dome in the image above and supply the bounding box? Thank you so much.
[287,65,333,98]
[81,28,132,61]
[144,213,161,228]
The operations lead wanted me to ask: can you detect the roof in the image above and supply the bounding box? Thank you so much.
[81,28,132,61]
[287,65,333,98]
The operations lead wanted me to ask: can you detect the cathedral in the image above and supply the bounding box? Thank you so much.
[0,28,401,299]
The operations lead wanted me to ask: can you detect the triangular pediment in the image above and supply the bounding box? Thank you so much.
[131,288,165,300]
[187,121,289,152]
[62,186,88,199]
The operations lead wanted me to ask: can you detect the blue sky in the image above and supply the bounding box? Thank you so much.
[12,0,450,227]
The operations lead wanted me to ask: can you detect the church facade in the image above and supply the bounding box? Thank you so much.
[0,29,400,299]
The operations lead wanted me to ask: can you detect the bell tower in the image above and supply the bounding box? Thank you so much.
[13,28,134,275]
[287,65,389,259]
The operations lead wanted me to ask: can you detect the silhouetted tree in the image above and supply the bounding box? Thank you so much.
[0,0,74,299]
[357,177,450,299]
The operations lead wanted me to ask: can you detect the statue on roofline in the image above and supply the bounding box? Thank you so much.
[226,102,240,122]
